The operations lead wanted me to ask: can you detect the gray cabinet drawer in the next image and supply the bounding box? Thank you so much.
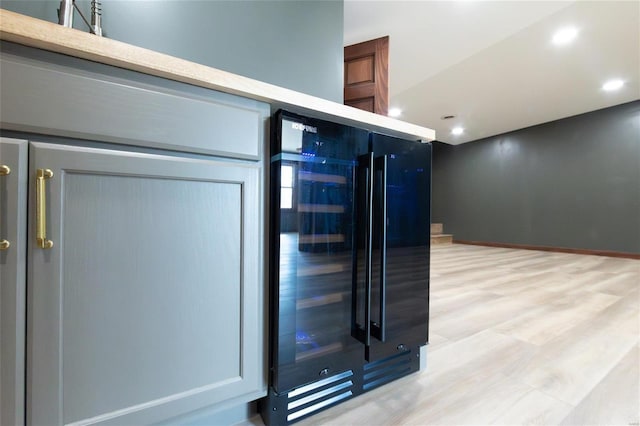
[0,44,269,160]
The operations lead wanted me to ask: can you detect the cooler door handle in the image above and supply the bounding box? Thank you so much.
[373,155,388,342]
[352,153,374,347]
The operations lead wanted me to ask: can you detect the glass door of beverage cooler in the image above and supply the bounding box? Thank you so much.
[270,112,368,393]
[351,134,431,362]
[367,134,431,362]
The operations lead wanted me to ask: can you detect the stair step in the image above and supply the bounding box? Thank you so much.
[431,223,443,235]
[431,234,453,245]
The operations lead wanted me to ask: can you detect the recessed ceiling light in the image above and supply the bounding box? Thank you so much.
[552,27,578,45]
[388,108,402,117]
[602,79,624,91]
[451,127,464,136]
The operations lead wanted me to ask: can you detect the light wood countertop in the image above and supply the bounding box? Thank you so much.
[0,9,436,141]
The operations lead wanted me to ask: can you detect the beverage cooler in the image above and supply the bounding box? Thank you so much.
[261,110,431,425]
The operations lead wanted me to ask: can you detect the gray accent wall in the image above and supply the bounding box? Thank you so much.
[432,100,640,254]
[0,0,344,102]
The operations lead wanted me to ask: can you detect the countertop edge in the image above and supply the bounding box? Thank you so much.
[0,9,436,141]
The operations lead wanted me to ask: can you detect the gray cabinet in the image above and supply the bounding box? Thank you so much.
[0,138,28,426]
[24,142,264,424]
[1,43,268,425]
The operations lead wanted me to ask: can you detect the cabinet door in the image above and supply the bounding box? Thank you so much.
[27,142,263,425]
[0,137,28,426]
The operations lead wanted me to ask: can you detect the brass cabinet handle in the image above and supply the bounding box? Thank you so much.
[36,169,54,249]
[1,165,10,250]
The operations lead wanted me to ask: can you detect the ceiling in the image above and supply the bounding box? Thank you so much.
[344,1,640,144]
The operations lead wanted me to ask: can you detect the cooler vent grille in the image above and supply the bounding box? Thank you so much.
[286,370,354,422]
[362,350,413,391]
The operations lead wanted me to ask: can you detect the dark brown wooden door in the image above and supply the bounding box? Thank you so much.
[344,36,389,115]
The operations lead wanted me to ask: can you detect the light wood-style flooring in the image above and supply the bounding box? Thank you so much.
[247,243,640,425]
